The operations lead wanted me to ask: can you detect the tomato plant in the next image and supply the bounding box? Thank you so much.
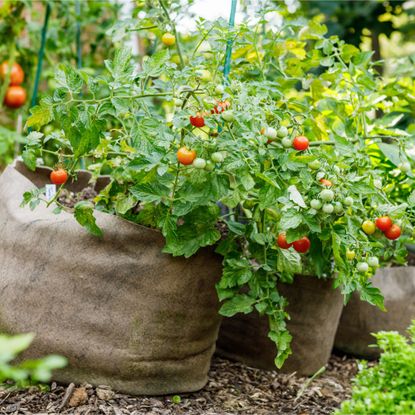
[21,9,413,368]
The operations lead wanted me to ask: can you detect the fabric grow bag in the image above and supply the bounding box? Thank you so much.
[216,275,343,375]
[0,161,222,395]
[334,266,415,359]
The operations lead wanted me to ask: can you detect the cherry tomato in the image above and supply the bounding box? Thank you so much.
[0,61,24,86]
[322,204,334,214]
[384,224,401,240]
[192,158,206,169]
[293,236,311,253]
[211,152,224,163]
[308,160,321,170]
[260,127,277,140]
[375,216,393,232]
[222,110,235,122]
[362,220,376,235]
[310,199,322,210]
[320,189,334,201]
[282,137,292,148]
[190,113,205,128]
[346,249,356,260]
[4,86,26,108]
[50,168,68,185]
[211,100,230,114]
[277,126,288,138]
[357,262,369,273]
[277,233,293,249]
[368,257,379,267]
[344,196,354,206]
[292,135,309,151]
[177,147,196,165]
[161,33,175,46]
[319,178,333,187]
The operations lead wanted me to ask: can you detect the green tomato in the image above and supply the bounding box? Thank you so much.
[346,249,356,260]
[211,152,224,163]
[334,202,343,214]
[357,262,369,273]
[174,98,183,107]
[308,160,321,170]
[322,203,334,214]
[308,208,317,216]
[222,110,235,122]
[277,126,288,138]
[192,158,207,169]
[264,127,277,140]
[215,85,225,95]
[205,160,215,171]
[320,189,334,202]
[344,196,354,206]
[310,199,322,210]
[368,257,379,268]
[282,137,292,148]
[399,162,411,172]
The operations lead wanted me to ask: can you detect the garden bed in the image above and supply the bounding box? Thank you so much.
[0,355,358,415]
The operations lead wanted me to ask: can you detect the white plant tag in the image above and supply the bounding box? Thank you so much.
[45,184,57,202]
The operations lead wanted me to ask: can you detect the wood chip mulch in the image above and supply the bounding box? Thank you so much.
[0,355,359,415]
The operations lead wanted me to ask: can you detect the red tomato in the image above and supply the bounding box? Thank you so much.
[190,113,205,128]
[0,61,24,85]
[292,135,309,151]
[211,100,230,114]
[50,169,68,185]
[293,236,311,253]
[277,233,293,249]
[384,224,401,240]
[177,147,196,165]
[4,86,26,108]
[319,178,333,187]
[375,216,393,232]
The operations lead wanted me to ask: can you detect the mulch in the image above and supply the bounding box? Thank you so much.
[0,354,359,415]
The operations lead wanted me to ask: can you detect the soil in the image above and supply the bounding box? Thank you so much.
[0,355,358,415]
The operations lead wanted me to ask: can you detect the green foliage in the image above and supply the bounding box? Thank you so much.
[337,321,415,415]
[0,332,67,388]
[21,8,414,368]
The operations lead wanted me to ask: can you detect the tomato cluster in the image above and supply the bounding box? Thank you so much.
[362,216,401,240]
[0,61,26,109]
[277,233,311,254]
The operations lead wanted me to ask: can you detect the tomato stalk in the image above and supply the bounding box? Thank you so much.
[157,0,184,68]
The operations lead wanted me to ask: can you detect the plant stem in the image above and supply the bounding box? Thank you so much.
[158,0,185,68]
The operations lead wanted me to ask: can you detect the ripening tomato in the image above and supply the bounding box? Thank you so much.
[319,178,333,187]
[293,236,311,253]
[4,86,26,108]
[211,100,230,114]
[277,233,292,249]
[0,61,24,85]
[190,113,205,128]
[161,32,175,46]
[346,249,356,260]
[362,220,376,235]
[292,135,309,151]
[384,224,401,240]
[177,147,196,165]
[50,168,68,185]
[375,216,393,232]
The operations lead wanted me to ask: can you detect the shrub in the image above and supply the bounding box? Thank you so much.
[337,321,415,415]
